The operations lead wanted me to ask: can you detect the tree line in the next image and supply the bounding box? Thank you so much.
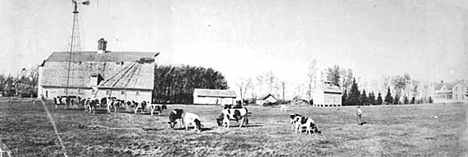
[153,65,228,104]
[0,67,38,97]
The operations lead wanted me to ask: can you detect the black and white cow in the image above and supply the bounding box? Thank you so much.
[290,113,321,134]
[183,112,203,132]
[168,108,184,129]
[167,109,203,132]
[134,101,149,114]
[148,104,167,115]
[84,98,100,114]
[216,107,249,128]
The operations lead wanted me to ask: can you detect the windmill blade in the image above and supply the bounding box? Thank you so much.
[82,0,90,5]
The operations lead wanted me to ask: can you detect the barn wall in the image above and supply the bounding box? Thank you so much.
[41,87,152,102]
[193,96,235,105]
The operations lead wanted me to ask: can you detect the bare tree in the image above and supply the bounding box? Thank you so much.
[256,75,264,97]
[280,81,286,101]
[236,77,253,105]
[265,71,276,94]
[306,60,318,101]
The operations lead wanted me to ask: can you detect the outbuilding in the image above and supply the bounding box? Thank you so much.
[193,88,237,105]
[313,82,342,107]
[256,93,277,106]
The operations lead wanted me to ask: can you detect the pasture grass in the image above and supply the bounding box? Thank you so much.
[0,98,467,157]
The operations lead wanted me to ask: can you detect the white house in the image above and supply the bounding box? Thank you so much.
[193,88,236,105]
[313,82,342,107]
[256,94,277,105]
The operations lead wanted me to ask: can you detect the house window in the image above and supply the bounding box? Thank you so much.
[136,91,140,96]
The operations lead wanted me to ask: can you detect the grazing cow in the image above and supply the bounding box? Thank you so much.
[134,101,149,114]
[289,113,303,130]
[168,109,184,129]
[280,105,289,112]
[216,107,249,128]
[105,97,124,112]
[290,113,321,134]
[183,112,204,132]
[85,98,99,114]
[148,104,167,115]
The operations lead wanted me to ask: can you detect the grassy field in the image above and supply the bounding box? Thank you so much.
[0,97,467,157]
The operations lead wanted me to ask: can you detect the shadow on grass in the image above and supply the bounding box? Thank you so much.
[142,127,165,131]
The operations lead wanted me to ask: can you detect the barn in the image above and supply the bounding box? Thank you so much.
[193,88,236,105]
[37,38,159,102]
[256,94,277,105]
[313,82,343,107]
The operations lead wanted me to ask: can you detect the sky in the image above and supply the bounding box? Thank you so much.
[1,0,467,94]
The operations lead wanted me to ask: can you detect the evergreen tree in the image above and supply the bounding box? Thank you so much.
[394,94,400,105]
[368,92,376,105]
[360,90,368,105]
[342,90,348,106]
[376,92,383,105]
[384,87,393,105]
[348,78,360,105]
[428,96,433,103]
[403,95,409,104]
[410,97,416,104]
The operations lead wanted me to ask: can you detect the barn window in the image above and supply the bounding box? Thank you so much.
[136,91,140,96]
[121,90,125,95]
[106,90,111,95]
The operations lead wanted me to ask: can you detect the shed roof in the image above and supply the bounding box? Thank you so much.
[193,89,236,98]
[318,83,342,94]
[45,51,159,63]
[257,93,276,100]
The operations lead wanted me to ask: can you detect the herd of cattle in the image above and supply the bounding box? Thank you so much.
[51,95,321,134]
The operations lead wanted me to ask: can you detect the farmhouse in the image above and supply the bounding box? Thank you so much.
[193,88,236,105]
[256,93,277,105]
[38,38,159,102]
[313,82,342,107]
[433,81,468,103]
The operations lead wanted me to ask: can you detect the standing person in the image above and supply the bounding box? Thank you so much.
[357,106,363,125]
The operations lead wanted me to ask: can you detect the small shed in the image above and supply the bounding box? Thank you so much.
[193,88,237,105]
[256,94,277,105]
[313,82,342,107]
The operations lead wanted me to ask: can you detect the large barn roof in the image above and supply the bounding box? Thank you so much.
[39,51,157,90]
[46,51,159,63]
[193,89,237,98]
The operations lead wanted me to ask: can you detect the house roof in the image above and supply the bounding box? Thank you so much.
[434,82,457,90]
[257,93,276,100]
[45,51,159,63]
[193,89,236,98]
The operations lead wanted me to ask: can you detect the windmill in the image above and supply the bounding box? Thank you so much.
[65,0,90,96]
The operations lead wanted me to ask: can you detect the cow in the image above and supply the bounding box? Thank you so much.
[216,107,249,128]
[183,112,204,132]
[168,109,184,129]
[134,101,149,114]
[106,97,124,113]
[290,113,321,134]
[289,113,303,130]
[84,98,99,114]
[148,104,167,115]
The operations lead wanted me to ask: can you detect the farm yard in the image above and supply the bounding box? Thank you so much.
[0,97,467,157]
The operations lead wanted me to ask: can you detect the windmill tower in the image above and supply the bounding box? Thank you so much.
[65,0,90,95]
